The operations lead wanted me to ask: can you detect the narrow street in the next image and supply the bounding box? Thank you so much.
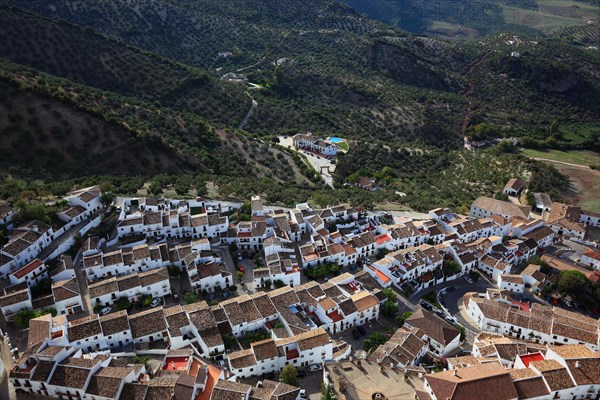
[73,250,92,314]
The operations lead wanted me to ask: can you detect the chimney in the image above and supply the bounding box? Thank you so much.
[575,361,580,368]
[453,369,458,377]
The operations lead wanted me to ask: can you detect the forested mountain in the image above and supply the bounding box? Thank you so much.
[0,0,597,209]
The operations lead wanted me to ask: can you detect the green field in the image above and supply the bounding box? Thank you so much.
[521,149,600,166]
[501,1,597,32]
[338,141,350,152]
[538,0,599,16]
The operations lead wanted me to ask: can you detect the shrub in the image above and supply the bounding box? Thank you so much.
[139,294,153,307]
[184,292,198,304]
[273,280,286,288]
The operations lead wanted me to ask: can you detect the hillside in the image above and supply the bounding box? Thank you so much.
[6,0,599,146]
[0,0,597,210]
[340,0,599,38]
[2,0,473,144]
[0,58,305,184]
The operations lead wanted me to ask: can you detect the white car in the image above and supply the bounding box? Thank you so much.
[150,298,162,307]
[308,364,322,372]
[464,276,473,284]
[100,307,112,316]
[299,389,306,398]
[445,316,457,324]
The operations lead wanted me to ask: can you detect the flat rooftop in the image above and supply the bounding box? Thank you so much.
[325,360,422,400]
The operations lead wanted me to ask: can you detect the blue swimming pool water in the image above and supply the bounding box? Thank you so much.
[329,137,343,143]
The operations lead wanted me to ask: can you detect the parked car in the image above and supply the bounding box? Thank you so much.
[445,316,456,324]
[100,307,112,316]
[208,293,216,301]
[308,364,323,372]
[221,292,230,299]
[351,329,360,340]
[464,276,474,284]
[150,298,162,308]
[299,389,307,398]
[440,298,446,306]
[420,301,433,311]
[436,310,445,318]
[297,369,307,378]
[357,325,366,336]
[237,253,243,261]
[173,293,179,303]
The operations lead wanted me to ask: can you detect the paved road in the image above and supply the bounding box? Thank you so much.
[440,278,493,338]
[238,95,257,130]
[73,250,92,314]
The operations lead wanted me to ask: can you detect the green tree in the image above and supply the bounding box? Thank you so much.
[321,382,333,400]
[222,334,237,350]
[456,324,466,341]
[313,192,331,208]
[558,270,587,296]
[100,192,115,207]
[175,177,191,196]
[12,309,36,329]
[237,271,245,282]
[14,199,50,223]
[381,299,398,316]
[115,297,131,310]
[396,311,413,327]
[280,364,299,386]
[363,331,389,353]
[132,355,149,367]
[148,181,162,196]
[168,265,181,277]
[443,260,461,276]
[381,288,398,316]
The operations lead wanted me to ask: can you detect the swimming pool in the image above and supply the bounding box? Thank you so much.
[328,137,343,143]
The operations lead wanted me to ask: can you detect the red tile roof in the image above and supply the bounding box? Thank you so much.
[519,352,545,367]
[376,234,391,245]
[13,259,44,279]
[286,349,299,360]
